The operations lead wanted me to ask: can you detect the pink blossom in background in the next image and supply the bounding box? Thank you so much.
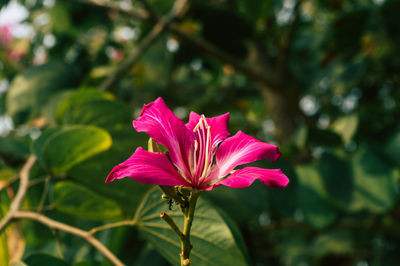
[106,97,289,190]
[0,25,13,47]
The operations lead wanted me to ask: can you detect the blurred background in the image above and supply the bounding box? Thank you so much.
[1,0,400,265]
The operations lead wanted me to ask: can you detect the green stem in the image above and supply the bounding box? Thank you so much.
[180,189,200,266]
[159,186,200,266]
[160,212,184,242]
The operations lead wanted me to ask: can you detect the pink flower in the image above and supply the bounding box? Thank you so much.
[106,98,289,190]
[0,25,13,47]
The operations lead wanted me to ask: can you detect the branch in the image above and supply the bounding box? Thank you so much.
[89,220,134,236]
[10,156,36,212]
[78,0,279,91]
[0,155,127,265]
[10,211,125,266]
[100,0,188,91]
[0,156,36,231]
[160,211,184,242]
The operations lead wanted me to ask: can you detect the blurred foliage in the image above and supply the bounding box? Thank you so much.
[0,0,399,265]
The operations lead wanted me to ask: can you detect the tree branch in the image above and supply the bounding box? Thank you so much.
[89,220,135,236]
[0,155,126,266]
[100,0,188,91]
[0,156,36,231]
[9,156,36,212]
[78,0,279,91]
[10,211,125,266]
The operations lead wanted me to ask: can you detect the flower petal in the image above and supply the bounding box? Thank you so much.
[186,112,230,147]
[214,167,289,188]
[209,131,282,180]
[133,98,193,178]
[105,147,189,186]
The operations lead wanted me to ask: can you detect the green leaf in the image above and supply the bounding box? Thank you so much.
[32,128,63,168]
[67,126,151,213]
[207,183,268,223]
[6,62,80,125]
[55,89,114,123]
[134,188,249,266]
[53,181,123,220]
[134,244,169,266]
[23,254,69,266]
[73,261,107,266]
[0,135,30,160]
[310,230,354,257]
[385,129,400,165]
[56,90,131,132]
[41,90,73,126]
[0,192,10,266]
[350,147,398,213]
[296,165,337,228]
[33,125,112,174]
[331,114,359,143]
[318,152,354,209]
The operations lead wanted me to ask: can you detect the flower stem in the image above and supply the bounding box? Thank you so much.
[180,189,200,266]
[159,187,200,266]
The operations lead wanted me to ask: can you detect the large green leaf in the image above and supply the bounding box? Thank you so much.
[33,125,112,174]
[296,165,337,228]
[350,147,398,213]
[6,62,80,125]
[53,181,123,220]
[55,89,114,123]
[134,188,249,266]
[56,90,131,132]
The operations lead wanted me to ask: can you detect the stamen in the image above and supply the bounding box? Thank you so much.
[191,115,213,185]
[200,125,211,179]
[192,140,198,172]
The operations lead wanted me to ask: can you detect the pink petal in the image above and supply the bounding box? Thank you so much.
[214,167,289,188]
[133,98,194,178]
[105,147,189,186]
[186,112,230,147]
[210,131,282,180]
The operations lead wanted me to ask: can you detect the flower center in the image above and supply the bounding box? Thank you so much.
[190,115,214,186]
